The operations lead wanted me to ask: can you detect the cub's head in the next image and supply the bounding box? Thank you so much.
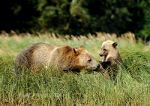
[72,48,98,71]
[99,40,118,58]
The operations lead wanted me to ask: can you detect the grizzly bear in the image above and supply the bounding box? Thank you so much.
[15,43,98,73]
[98,40,122,80]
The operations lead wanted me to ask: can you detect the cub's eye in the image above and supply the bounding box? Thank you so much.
[88,58,92,62]
[103,49,107,51]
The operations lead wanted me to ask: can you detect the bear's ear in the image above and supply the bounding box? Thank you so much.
[73,48,80,55]
[112,42,117,48]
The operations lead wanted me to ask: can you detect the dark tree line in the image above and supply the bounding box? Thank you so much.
[0,0,150,38]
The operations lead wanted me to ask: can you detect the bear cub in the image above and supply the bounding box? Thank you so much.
[97,40,122,80]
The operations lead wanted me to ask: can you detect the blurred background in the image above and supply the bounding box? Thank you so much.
[0,0,150,39]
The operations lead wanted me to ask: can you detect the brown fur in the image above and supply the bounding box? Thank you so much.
[15,43,98,73]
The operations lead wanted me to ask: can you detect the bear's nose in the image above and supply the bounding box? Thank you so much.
[97,64,100,68]
[93,64,100,71]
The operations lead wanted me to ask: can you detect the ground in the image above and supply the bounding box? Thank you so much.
[0,32,150,105]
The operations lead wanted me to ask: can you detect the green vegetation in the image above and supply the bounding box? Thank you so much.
[0,34,150,105]
[1,0,150,38]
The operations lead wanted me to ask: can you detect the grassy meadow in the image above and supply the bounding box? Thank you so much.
[0,32,150,105]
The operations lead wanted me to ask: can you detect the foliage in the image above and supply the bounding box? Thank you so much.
[138,0,150,39]
[0,0,150,37]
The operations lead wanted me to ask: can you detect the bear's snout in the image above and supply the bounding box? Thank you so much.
[99,51,105,57]
[99,53,103,57]
[93,63,100,71]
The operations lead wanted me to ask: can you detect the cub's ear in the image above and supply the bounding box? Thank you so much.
[112,42,117,48]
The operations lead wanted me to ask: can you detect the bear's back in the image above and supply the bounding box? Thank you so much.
[15,43,58,69]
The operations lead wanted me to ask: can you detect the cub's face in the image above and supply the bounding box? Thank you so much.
[99,40,117,58]
[74,48,98,70]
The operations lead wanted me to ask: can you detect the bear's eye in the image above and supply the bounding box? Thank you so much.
[103,49,107,51]
[88,58,92,62]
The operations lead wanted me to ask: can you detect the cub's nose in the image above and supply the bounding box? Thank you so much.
[99,54,103,57]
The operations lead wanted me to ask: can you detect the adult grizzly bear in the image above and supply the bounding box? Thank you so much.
[15,43,98,73]
[98,40,122,80]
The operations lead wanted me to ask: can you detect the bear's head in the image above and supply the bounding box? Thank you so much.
[99,40,118,62]
[70,47,98,71]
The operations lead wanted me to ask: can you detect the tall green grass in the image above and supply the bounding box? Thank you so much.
[0,34,150,105]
